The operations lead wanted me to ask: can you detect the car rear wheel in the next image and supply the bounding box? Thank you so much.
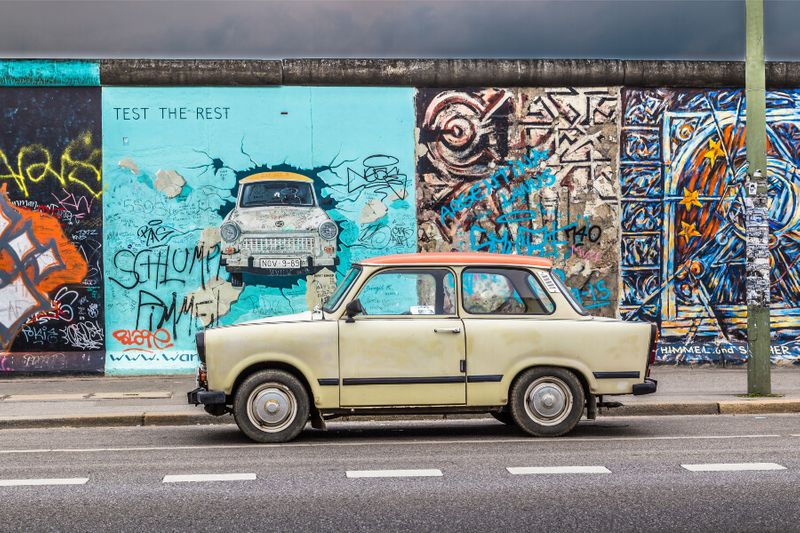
[510,367,585,437]
[233,370,309,443]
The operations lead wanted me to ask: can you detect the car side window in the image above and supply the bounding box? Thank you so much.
[528,274,556,314]
[461,268,554,315]
[356,269,456,316]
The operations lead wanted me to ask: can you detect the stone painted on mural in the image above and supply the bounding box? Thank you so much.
[0,87,105,373]
[102,87,416,374]
[415,87,620,316]
[620,89,800,365]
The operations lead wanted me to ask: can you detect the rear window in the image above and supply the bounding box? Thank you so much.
[545,271,590,316]
[461,268,555,315]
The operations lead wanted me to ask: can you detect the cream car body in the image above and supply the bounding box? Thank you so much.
[219,171,338,283]
[190,252,658,442]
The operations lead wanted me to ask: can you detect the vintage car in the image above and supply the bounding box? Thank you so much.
[219,171,338,285]
[189,252,658,443]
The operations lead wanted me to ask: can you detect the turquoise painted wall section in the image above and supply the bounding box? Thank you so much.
[0,60,100,86]
[102,87,416,374]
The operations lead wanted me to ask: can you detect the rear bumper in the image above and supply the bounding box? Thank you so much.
[187,387,226,405]
[632,378,658,396]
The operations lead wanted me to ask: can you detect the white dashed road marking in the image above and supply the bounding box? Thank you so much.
[681,463,786,472]
[346,469,443,478]
[0,478,89,487]
[162,473,257,483]
[507,466,611,475]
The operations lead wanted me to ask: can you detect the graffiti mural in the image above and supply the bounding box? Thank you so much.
[620,89,800,365]
[416,88,620,315]
[0,87,104,373]
[103,87,415,374]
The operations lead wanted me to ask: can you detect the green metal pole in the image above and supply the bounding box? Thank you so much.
[745,0,771,394]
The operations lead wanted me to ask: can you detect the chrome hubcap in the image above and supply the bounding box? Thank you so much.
[247,384,297,433]
[524,377,572,426]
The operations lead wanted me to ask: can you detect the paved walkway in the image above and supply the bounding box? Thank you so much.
[0,367,798,429]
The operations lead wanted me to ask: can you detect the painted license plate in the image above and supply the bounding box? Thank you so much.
[260,258,302,269]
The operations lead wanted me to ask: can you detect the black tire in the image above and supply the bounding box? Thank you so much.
[490,410,514,425]
[229,273,243,287]
[233,370,310,443]
[509,367,585,437]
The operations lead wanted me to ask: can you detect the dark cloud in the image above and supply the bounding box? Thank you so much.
[0,0,792,60]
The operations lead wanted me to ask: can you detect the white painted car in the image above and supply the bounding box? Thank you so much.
[219,172,338,285]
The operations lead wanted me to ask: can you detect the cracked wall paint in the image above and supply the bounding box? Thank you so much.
[102,87,415,374]
[185,277,243,327]
[305,267,337,309]
[154,169,186,198]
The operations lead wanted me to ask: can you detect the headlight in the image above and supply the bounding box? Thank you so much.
[319,221,338,241]
[220,222,240,242]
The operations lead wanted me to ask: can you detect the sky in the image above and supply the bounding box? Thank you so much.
[0,0,796,60]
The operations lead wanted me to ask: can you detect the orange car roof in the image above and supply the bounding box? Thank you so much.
[359,252,553,268]
[239,171,313,184]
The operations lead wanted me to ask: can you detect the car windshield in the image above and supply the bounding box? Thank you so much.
[240,181,315,207]
[323,267,361,313]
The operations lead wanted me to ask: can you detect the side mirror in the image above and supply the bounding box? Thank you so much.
[344,298,363,323]
[320,196,335,210]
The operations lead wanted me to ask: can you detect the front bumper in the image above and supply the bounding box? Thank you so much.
[187,387,226,405]
[632,378,658,396]
[222,253,338,271]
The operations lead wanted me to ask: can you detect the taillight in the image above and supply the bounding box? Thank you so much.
[196,365,208,387]
[647,324,659,375]
[195,331,206,364]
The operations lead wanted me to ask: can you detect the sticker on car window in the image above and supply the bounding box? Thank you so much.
[538,272,560,293]
[410,305,435,315]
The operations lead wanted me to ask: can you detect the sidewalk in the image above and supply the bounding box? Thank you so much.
[0,367,799,430]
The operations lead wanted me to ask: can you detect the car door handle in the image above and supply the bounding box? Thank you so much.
[433,327,461,334]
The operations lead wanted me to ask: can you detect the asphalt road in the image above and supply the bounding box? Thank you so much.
[1,415,799,532]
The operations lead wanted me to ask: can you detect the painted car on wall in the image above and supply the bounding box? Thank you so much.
[189,252,658,443]
[219,171,339,285]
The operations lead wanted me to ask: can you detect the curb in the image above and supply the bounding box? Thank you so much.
[608,399,800,417]
[1,401,799,430]
[717,399,800,414]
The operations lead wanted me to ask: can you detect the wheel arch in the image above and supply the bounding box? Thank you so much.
[230,360,316,409]
[505,361,594,404]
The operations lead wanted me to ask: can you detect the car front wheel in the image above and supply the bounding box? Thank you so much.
[509,367,585,437]
[233,370,310,443]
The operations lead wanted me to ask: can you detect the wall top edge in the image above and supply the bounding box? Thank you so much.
[0,59,100,86]
[2,58,800,87]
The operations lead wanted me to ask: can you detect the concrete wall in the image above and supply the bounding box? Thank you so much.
[1,59,799,374]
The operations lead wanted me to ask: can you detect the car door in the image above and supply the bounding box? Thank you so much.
[338,267,466,407]
[459,267,558,406]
